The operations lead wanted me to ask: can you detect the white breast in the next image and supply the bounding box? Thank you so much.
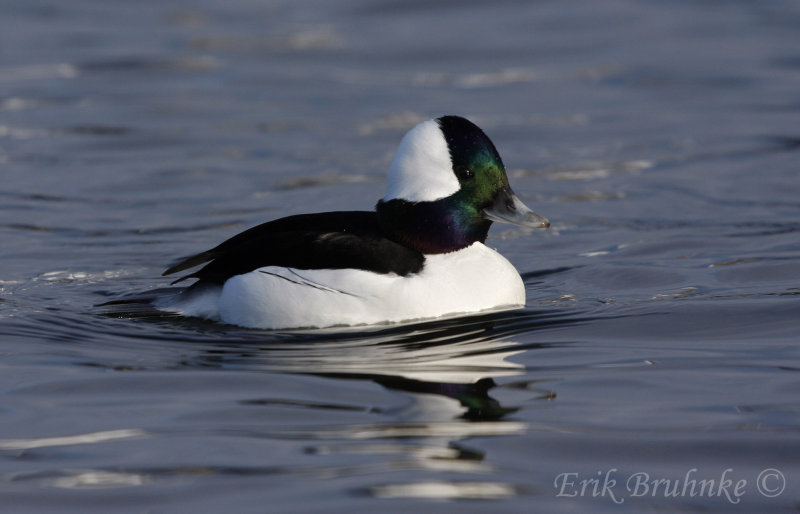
[199,242,526,330]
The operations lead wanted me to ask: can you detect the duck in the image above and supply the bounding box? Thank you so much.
[155,115,549,329]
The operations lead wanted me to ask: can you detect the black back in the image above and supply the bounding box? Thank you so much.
[163,211,425,285]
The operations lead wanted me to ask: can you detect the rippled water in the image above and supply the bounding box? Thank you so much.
[2,0,800,511]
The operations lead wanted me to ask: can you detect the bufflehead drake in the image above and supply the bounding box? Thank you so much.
[157,115,549,329]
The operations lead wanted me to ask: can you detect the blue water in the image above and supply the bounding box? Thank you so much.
[2,1,800,511]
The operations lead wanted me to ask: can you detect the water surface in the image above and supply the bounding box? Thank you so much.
[1,0,800,511]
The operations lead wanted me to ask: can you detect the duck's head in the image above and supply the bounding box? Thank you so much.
[376,115,549,254]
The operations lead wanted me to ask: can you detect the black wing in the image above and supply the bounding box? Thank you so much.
[163,211,425,285]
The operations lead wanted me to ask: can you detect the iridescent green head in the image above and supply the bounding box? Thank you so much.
[377,115,549,254]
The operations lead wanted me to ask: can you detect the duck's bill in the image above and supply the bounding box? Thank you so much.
[483,187,550,229]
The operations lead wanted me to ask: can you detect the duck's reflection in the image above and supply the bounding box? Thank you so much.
[73,310,564,499]
[372,376,516,421]
[196,310,562,425]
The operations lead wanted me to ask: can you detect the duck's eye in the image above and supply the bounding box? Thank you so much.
[455,167,474,180]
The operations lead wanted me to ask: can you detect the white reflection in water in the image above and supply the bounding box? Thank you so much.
[50,470,148,489]
[371,481,517,500]
[0,428,146,450]
[282,336,526,384]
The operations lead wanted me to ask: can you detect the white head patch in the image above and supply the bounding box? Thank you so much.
[382,119,459,203]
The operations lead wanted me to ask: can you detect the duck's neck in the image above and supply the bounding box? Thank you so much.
[375,198,491,254]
